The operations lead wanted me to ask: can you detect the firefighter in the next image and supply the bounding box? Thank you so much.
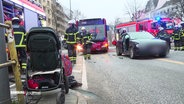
[12,17,27,71]
[157,27,171,49]
[80,27,92,60]
[180,23,184,51]
[172,25,181,51]
[64,20,80,64]
[120,28,127,37]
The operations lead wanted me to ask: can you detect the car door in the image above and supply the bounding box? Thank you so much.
[116,33,123,52]
[123,34,130,54]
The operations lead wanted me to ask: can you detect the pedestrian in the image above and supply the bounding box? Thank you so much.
[63,20,80,64]
[80,27,92,60]
[12,17,27,71]
[172,25,181,51]
[179,23,184,51]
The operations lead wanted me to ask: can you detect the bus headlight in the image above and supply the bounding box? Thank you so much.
[102,42,108,48]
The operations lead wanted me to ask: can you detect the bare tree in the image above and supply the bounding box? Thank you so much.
[114,18,121,25]
[72,10,85,21]
[124,0,145,21]
[175,0,184,20]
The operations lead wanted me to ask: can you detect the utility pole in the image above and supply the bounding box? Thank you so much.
[69,0,72,19]
[0,0,11,104]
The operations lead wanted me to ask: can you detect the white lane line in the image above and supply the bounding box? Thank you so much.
[82,58,88,90]
[72,69,82,73]
[9,80,25,88]
[10,84,15,88]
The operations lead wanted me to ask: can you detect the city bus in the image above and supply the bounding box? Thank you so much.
[77,18,109,52]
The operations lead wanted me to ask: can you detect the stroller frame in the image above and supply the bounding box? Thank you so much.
[25,27,67,103]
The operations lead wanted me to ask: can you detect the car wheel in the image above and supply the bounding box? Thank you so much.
[159,53,167,58]
[130,47,136,59]
[116,47,121,56]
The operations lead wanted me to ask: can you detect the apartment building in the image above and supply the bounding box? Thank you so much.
[35,0,69,34]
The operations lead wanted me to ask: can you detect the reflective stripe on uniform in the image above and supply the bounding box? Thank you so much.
[22,63,27,69]
[65,32,79,44]
[174,34,180,40]
[14,32,26,47]
[69,57,76,61]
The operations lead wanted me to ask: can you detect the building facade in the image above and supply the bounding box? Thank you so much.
[35,0,69,34]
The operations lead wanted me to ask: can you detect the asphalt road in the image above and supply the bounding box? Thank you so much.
[82,47,184,104]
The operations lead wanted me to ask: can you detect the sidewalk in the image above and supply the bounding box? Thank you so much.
[36,54,87,104]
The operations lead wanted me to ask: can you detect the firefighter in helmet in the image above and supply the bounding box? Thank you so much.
[64,20,80,64]
[157,27,171,49]
[179,22,184,51]
[12,17,27,71]
[80,27,92,60]
[172,25,181,51]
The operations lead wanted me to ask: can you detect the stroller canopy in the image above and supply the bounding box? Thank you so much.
[26,27,61,71]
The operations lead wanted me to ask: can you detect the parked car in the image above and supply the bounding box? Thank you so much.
[114,32,170,59]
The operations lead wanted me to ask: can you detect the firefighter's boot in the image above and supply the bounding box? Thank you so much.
[88,54,91,60]
[174,47,177,51]
[181,46,184,51]
[84,55,87,60]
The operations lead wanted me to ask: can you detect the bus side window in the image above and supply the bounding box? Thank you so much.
[151,23,157,29]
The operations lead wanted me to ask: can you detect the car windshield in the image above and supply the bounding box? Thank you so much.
[129,32,155,40]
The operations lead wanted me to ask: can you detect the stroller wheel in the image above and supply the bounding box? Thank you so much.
[56,91,65,104]
[64,75,69,94]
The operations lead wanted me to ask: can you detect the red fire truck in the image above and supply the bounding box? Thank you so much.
[3,0,46,31]
[115,17,174,37]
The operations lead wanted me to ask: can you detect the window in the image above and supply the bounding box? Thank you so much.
[47,1,50,6]
[43,6,46,11]
[48,18,51,24]
[139,24,143,31]
[48,9,50,14]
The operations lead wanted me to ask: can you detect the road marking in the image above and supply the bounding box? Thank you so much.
[157,58,184,65]
[9,80,25,88]
[82,58,88,90]
[72,69,82,73]
[10,84,15,88]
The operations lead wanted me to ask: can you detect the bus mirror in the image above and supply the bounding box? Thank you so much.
[106,25,109,31]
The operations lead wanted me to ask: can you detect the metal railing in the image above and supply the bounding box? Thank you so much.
[0,23,16,68]
[0,21,25,104]
[0,60,16,68]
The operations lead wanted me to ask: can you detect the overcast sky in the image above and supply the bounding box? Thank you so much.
[58,0,149,24]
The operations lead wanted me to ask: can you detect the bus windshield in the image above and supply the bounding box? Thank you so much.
[79,25,106,41]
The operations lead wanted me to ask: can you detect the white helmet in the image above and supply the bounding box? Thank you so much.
[68,20,76,24]
[12,17,20,24]
[159,27,164,31]
[81,27,86,31]
[119,28,126,34]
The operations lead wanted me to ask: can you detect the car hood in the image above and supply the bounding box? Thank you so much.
[131,38,166,45]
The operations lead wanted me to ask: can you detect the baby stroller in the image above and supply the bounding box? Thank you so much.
[25,27,69,104]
